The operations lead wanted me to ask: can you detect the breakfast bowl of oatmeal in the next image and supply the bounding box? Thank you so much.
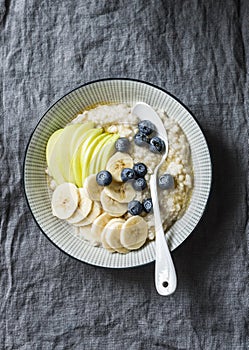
[24,79,211,268]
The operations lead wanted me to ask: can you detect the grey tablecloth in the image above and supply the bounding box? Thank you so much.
[1,1,248,349]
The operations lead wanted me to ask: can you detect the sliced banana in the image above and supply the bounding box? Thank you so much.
[77,224,91,240]
[106,152,133,182]
[51,183,79,220]
[67,208,87,224]
[91,212,113,243]
[101,228,115,253]
[101,231,115,253]
[84,174,103,201]
[83,201,102,224]
[100,191,127,217]
[73,201,102,227]
[103,181,135,203]
[78,225,101,245]
[67,188,93,224]
[120,216,148,250]
[104,219,129,254]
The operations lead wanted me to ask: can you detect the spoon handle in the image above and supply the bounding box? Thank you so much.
[150,175,177,296]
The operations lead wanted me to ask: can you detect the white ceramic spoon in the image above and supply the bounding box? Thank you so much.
[132,102,177,296]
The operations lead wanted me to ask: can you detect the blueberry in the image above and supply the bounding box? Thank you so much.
[128,200,143,216]
[138,120,155,136]
[134,132,150,147]
[158,174,175,190]
[115,137,130,152]
[133,163,147,178]
[132,177,147,191]
[149,136,165,154]
[142,198,153,213]
[96,170,112,186]
[121,168,135,182]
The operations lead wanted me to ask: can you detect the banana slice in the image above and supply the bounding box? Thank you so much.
[103,181,135,203]
[78,225,101,245]
[82,201,102,225]
[104,219,129,254]
[120,216,148,250]
[84,174,103,201]
[91,212,113,243]
[100,191,127,217]
[100,219,116,253]
[106,152,133,182]
[77,224,91,240]
[101,230,115,253]
[52,183,79,220]
[67,208,87,224]
[73,201,102,227]
[67,188,93,224]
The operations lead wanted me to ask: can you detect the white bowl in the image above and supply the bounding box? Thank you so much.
[24,79,212,268]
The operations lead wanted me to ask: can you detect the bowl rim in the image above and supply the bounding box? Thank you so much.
[23,77,212,268]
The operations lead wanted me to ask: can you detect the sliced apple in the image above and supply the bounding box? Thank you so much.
[46,121,119,188]
[49,124,82,184]
[72,128,103,187]
[90,133,112,160]
[69,128,98,186]
[82,133,109,180]
[80,129,104,185]
[95,134,119,173]
[68,125,99,183]
[46,128,63,168]
[88,133,113,175]
[69,121,95,158]
[47,125,81,184]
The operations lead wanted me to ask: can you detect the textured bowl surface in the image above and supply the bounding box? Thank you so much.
[24,79,212,268]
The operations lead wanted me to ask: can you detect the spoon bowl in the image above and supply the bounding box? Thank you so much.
[132,102,177,296]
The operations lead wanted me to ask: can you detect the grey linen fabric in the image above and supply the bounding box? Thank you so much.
[1,0,248,349]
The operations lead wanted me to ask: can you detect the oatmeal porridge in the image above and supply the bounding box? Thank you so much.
[46,103,193,253]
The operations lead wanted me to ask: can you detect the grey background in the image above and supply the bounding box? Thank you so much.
[1,0,248,349]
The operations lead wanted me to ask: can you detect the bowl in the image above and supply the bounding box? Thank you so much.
[24,78,212,268]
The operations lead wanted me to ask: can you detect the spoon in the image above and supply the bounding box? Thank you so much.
[132,102,177,296]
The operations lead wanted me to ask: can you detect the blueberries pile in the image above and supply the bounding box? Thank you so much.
[120,162,153,216]
[128,198,153,216]
[134,120,165,154]
[114,119,165,155]
[98,120,174,217]
[126,173,175,216]
[121,162,148,191]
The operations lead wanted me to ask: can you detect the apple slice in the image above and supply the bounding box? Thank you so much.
[46,128,63,168]
[100,135,119,170]
[72,128,103,187]
[67,123,96,183]
[94,134,119,173]
[82,133,109,180]
[69,128,98,185]
[88,133,113,175]
[48,124,81,184]
[80,129,104,185]
[69,121,94,158]
[50,124,82,183]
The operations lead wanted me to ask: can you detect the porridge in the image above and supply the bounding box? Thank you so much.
[46,104,193,253]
